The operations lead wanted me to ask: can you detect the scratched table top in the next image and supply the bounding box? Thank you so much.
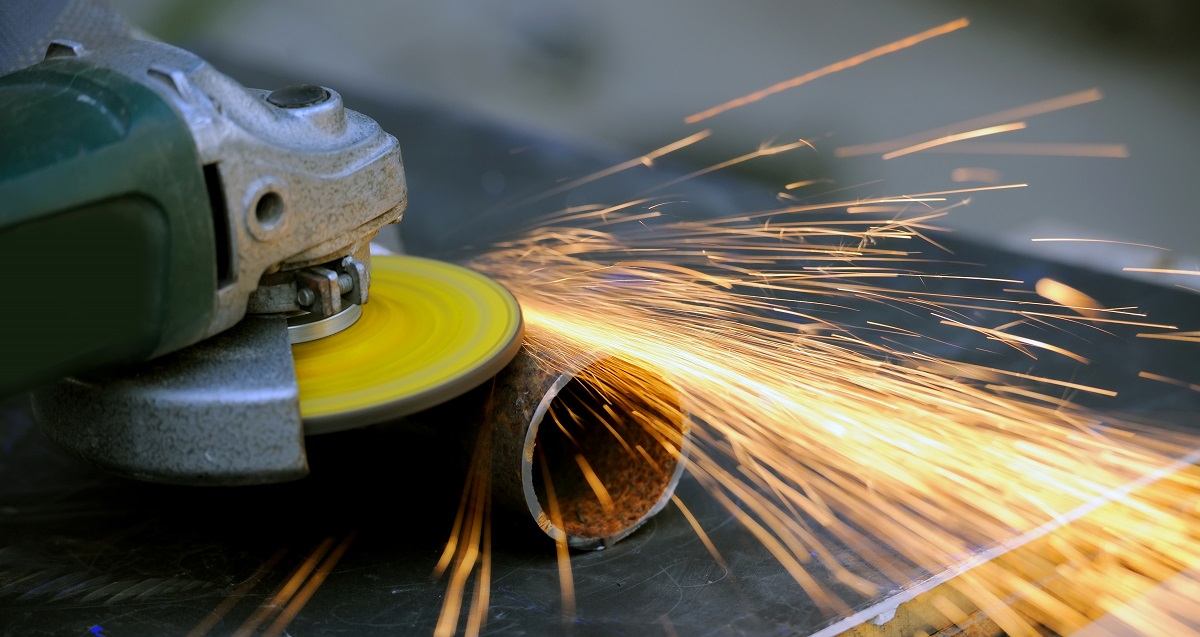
[3,63,1199,637]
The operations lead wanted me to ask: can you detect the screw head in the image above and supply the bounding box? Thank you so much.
[296,287,316,307]
[267,84,329,108]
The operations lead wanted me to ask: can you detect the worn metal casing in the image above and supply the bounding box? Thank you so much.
[32,318,308,485]
[0,37,407,396]
[45,38,409,341]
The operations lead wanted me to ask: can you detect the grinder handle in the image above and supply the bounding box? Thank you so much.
[0,56,218,396]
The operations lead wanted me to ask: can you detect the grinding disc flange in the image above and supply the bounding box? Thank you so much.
[293,255,524,434]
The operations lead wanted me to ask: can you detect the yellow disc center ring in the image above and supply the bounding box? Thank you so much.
[292,255,524,434]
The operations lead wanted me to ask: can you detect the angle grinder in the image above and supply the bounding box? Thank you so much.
[0,36,523,484]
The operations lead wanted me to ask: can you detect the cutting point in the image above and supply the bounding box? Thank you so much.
[295,254,525,434]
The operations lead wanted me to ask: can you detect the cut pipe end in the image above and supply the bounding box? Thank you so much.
[522,357,688,550]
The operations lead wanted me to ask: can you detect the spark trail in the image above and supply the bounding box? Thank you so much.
[430,16,1199,637]
[460,197,1200,636]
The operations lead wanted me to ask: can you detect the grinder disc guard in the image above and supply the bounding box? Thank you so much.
[294,254,524,434]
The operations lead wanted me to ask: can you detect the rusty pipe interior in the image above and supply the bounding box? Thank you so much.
[519,356,689,549]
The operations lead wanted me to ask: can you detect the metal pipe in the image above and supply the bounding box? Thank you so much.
[419,329,691,550]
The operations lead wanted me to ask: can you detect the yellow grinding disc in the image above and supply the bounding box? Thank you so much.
[293,255,524,434]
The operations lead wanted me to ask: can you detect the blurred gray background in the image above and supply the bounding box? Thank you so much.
[112,0,1200,288]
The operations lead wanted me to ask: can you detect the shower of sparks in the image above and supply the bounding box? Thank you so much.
[430,18,1200,637]
[429,179,1200,635]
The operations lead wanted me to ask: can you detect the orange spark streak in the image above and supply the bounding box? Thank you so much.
[539,448,575,623]
[750,184,1026,218]
[263,532,357,637]
[1137,332,1200,343]
[938,318,1091,364]
[1139,371,1200,392]
[513,130,712,208]
[541,198,664,225]
[921,142,1129,157]
[951,167,1003,184]
[433,465,488,637]
[433,457,480,577]
[574,453,616,513]
[464,496,492,637]
[785,178,831,190]
[969,367,1117,396]
[1125,267,1200,276]
[645,139,815,193]
[1035,278,1103,319]
[684,18,970,124]
[186,549,288,637]
[845,205,909,214]
[882,122,1028,160]
[233,538,334,637]
[1033,238,1170,251]
[433,421,497,637]
[671,494,728,569]
[835,88,1103,157]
